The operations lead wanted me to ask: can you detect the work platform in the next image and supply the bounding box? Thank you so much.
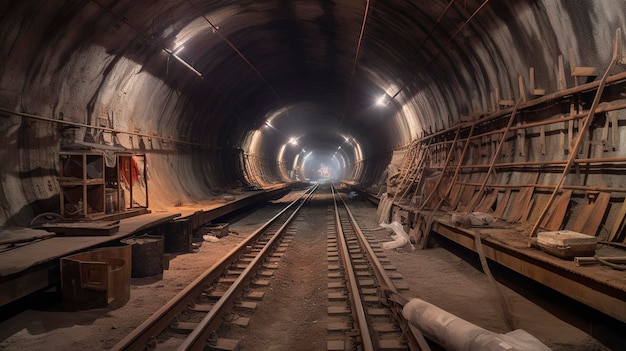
[0,185,290,307]
[348,186,626,324]
[430,215,626,324]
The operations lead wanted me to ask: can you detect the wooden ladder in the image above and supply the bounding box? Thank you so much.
[394,140,430,204]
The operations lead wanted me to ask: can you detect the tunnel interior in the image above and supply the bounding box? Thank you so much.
[1,0,626,226]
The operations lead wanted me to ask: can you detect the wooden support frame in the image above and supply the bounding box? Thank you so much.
[530,29,622,238]
[391,29,626,248]
[466,99,522,212]
[417,125,462,210]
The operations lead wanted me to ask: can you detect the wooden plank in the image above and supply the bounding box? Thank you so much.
[0,227,56,246]
[42,220,120,236]
[569,47,599,78]
[582,192,611,236]
[456,185,476,212]
[476,188,499,213]
[493,189,511,219]
[573,66,599,77]
[522,198,535,223]
[572,192,611,236]
[518,75,527,102]
[542,190,572,231]
[448,183,464,210]
[571,196,597,233]
[557,55,567,91]
[530,67,546,95]
[608,198,626,242]
[505,173,539,223]
[465,186,483,212]
[505,188,531,222]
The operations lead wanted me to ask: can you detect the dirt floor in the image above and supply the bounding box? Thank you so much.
[0,189,615,350]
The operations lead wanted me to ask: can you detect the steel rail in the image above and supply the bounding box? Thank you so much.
[180,183,318,351]
[337,191,396,293]
[336,187,431,351]
[331,185,375,351]
[111,184,317,351]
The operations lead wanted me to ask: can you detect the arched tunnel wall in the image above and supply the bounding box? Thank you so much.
[1,1,626,226]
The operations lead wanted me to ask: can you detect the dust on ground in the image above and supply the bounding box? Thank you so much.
[0,193,613,351]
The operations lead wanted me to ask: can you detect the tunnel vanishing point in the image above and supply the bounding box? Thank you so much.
[1,0,626,337]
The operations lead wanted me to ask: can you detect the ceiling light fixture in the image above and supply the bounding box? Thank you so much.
[376,94,390,107]
[165,48,202,77]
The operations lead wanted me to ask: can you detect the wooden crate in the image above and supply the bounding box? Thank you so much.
[60,245,131,310]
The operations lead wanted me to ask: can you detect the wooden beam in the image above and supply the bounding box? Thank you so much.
[529,67,546,95]
[569,47,599,78]
[557,55,567,91]
[608,198,626,242]
[518,75,527,102]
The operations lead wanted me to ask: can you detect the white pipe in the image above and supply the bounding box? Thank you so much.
[402,298,551,351]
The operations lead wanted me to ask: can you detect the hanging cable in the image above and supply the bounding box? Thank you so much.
[405,0,456,69]
[339,0,371,127]
[185,0,286,109]
[89,0,236,105]
[390,0,490,101]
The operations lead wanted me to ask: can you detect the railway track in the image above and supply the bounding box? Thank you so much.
[111,184,318,351]
[328,185,431,351]
[113,182,433,351]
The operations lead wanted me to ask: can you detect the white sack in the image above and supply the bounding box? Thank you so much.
[380,221,415,250]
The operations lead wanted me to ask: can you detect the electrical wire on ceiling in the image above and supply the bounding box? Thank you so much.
[185,0,287,114]
[339,0,371,128]
[405,0,456,70]
[389,0,491,101]
[89,0,238,110]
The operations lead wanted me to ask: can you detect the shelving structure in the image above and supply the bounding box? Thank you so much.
[59,151,106,218]
[59,150,148,219]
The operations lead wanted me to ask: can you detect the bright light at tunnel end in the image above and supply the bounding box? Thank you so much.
[289,137,298,146]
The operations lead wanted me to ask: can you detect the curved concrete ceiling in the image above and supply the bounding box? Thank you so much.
[1,0,625,225]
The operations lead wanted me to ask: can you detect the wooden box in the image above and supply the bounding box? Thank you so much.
[60,245,131,310]
[537,230,597,259]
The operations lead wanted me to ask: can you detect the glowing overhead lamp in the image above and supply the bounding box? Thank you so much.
[376,94,390,107]
[289,137,298,146]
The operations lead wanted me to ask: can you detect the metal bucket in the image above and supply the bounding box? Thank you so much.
[121,235,164,278]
